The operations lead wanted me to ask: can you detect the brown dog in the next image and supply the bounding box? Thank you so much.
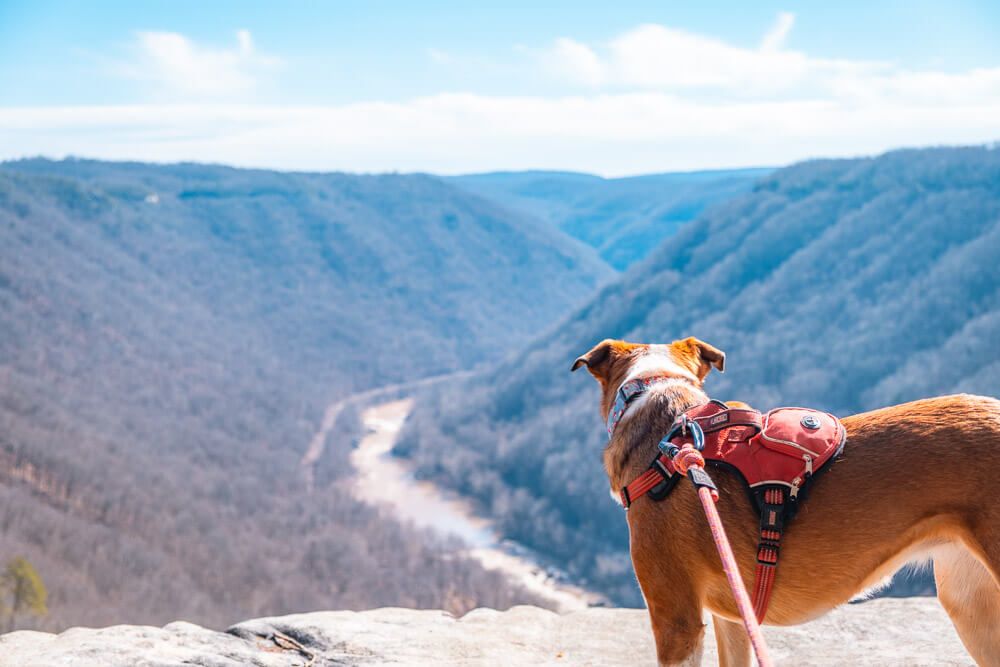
[573,337,1000,666]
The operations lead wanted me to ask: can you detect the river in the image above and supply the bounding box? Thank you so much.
[347,397,600,612]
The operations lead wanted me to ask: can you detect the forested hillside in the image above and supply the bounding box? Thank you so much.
[450,168,769,269]
[0,159,611,629]
[398,146,1000,605]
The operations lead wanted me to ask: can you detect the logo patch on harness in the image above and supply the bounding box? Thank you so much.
[800,415,821,430]
[709,413,729,426]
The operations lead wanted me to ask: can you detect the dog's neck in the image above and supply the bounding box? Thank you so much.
[602,379,709,494]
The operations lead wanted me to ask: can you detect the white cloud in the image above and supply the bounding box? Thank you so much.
[541,14,886,96]
[4,18,1000,175]
[119,29,280,99]
[545,38,607,86]
[3,93,999,176]
[531,14,1000,122]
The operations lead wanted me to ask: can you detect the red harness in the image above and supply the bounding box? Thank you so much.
[621,398,846,620]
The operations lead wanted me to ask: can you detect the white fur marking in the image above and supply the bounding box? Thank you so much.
[622,346,698,386]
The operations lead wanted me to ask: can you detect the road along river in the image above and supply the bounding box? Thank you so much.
[347,397,601,612]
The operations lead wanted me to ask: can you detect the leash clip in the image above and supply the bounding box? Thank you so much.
[658,415,705,460]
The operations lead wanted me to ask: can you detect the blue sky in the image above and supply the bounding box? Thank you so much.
[2,1,999,174]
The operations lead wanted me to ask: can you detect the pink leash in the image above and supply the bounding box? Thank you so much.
[672,444,774,667]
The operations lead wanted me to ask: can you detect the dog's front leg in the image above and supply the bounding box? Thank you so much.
[631,514,708,665]
[642,590,706,666]
[712,614,751,667]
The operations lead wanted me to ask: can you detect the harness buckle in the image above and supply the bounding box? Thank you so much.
[757,544,780,565]
[757,488,786,532]
[756,488,786,567]
[645,457,677,501]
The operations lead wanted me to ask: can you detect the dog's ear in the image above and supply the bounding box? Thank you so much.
[571,339,624,382]
[675,337,726,381]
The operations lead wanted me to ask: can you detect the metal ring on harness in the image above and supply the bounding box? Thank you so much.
[657,415,705,460]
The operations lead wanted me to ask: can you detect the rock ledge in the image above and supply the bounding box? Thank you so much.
[0,598,972,666]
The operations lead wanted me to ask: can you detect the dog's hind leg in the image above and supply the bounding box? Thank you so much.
[934,543,1000,666]
[712,614,751,667]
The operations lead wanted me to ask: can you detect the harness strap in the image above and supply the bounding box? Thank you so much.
[751,486,787,621]
[620,455,673,508]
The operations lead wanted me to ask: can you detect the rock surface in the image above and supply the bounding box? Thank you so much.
[0,599,972,666]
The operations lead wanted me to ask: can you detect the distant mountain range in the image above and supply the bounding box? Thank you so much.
[398,146,1000,605]
[449,168,770,269]
[0,158,611,629]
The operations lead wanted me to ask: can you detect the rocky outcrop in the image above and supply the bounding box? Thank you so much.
[0,599,972,666]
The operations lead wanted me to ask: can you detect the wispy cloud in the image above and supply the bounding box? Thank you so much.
[426,48,453,65]
[116,29,281,99]
[760,12,795,52]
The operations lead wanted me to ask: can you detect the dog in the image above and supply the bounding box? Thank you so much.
[573,337,1000,666]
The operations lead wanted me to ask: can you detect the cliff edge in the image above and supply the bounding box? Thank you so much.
[0,598,971,666]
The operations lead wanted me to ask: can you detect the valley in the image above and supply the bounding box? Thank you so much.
[450,168,770,269]
[3,147,993,629]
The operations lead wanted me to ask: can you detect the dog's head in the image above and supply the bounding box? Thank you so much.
[571,337,725,420]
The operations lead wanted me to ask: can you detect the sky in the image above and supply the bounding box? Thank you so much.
[2,0,1000,175]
